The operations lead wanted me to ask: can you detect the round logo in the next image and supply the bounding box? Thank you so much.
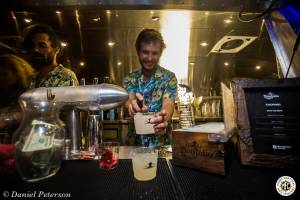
[276,176,296,196]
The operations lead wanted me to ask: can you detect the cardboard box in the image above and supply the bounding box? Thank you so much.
[172,83,237,175]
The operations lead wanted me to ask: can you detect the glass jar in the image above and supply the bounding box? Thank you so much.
[178,100,195,128]
[12,100,65,182]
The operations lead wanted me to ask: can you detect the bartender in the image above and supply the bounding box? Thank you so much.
[124,29,178,147]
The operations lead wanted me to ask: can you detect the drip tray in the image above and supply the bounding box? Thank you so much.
[1,159,184,200]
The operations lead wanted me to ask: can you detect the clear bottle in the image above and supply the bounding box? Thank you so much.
[12,99,65,182]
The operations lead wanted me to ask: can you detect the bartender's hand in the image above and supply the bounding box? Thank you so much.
[151,110,168,133]
[127,93,147,116]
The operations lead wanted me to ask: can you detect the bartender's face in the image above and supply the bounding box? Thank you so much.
[138,41,161,71]
[28,33,58,69]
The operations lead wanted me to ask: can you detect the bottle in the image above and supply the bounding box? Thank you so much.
[13,99,65,182]
[79,78,86,86]
[92,77,98,85]
[63,139,71,160]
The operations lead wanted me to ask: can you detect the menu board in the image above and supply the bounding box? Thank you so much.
[244,86,300,155]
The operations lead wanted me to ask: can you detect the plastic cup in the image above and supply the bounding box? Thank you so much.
[134,112,155,135]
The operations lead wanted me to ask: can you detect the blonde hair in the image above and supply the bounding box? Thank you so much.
[0,54,35,88]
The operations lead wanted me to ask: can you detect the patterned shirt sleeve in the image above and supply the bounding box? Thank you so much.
[38,65,79,87]
[124,73,138,94]
[163,73,178,101]
[56,71,79,87]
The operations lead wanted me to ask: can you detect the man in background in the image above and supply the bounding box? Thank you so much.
[23,24,78,87]
[124,29,177,147]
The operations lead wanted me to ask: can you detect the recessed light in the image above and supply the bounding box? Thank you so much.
[61,42,68,47]
[24,18,32,23]
[255,65,261,70]
[108,42,115,47]
[224,19,232,24]
[200,42,208,47]
[56,11,61,14]
[151,16,160,21]
[117,62,122,66]
[224,62,229,66]
[106,10,111,14]
[189,62,195,65]
[80,61,85,66]
[92,17,101,22]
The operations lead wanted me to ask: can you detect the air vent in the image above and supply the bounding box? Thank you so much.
[210,35,257,53]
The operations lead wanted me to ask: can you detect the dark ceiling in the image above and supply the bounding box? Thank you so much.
[0,0,278,96]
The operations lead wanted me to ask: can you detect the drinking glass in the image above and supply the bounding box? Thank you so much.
[97,142,119,170]
[131,147,158,181]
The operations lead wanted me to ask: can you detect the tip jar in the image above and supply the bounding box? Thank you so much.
[12,99,65,182]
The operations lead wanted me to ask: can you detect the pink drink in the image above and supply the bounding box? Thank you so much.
[98,149,118,170]
[0,144,15,174]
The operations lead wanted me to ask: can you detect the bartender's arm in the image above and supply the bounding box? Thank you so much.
[151,75,177,133]
[124,93,174,133]
[151,99,175,133]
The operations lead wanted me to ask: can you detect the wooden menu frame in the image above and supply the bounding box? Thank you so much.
[231,78,300,169]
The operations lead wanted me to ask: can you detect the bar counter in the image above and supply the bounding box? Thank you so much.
[0,146,299,200]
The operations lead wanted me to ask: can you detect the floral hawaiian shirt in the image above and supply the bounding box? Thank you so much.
[124,66,177,147]
[30,64,78,88]
[124,66,177,112]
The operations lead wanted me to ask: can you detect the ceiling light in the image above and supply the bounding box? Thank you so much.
[80,61,85,66]
[151,16,160,21]
[108,42,115,47]
[106,10,111,14]
[24,18,32,23]
[224,62,229,66]
[117,62,122,66]
[56,11,61,14]
[189,62,195,65]
[224,19,232,24]
[92,17,101,22]
[61,42,68,47]
[200,42,208,47]
[255,65,261,70]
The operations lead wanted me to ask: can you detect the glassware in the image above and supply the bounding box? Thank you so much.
[97,142,119,170]
[12,99,65,182]
[131,147,158,181]
[80,114,103,159]
[178,101,195,128]
[134,112,155,135]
